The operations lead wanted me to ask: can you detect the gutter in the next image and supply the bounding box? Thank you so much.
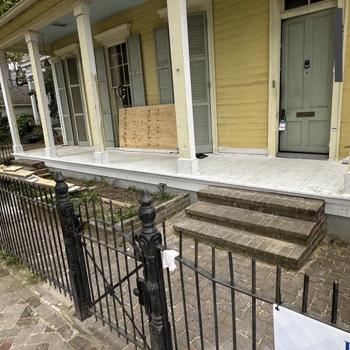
[0,0,40,28]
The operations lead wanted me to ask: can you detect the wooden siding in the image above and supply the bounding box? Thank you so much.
[213,0,269,150]
[118,104,177,149]
[50,0,166,107]
[339,5,350,158]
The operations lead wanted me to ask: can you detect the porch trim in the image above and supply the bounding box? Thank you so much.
[54,43,80,58]
[268,0,345,160]
[94,23,130,48]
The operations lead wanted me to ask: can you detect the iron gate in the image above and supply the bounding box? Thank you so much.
[55,173,172,350]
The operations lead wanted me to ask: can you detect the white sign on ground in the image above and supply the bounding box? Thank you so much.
[274,305,350,350]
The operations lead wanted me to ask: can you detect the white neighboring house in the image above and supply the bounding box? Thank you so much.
[0,68,32,119]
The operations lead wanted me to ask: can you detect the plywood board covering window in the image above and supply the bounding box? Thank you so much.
[118,104,177,149]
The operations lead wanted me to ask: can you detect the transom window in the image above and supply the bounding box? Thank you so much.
[284,0,324,10]
[108,42,132,108]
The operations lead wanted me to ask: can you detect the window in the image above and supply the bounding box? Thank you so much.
[285,0,323,10]
[108,42,132,108]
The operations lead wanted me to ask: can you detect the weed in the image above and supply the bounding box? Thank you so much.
[27,273,44,285]
[0,250,25,270]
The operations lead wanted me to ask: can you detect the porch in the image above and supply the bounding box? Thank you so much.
[14,146,350,219]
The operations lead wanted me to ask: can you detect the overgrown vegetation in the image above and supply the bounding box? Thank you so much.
[0,0,20,17]
[70,179,175,224]
[0,249,45,284]
[0,113,44,144]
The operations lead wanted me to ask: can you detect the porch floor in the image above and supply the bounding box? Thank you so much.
[14,146,350,217]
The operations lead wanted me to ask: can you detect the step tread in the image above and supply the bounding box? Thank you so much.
[186,201,316,242]
[200,186,324,211]
[12,159,45,169]
[174,216,306,264]
[198,186,325,221]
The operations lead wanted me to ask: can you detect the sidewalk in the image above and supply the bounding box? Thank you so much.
[0,259,125,350]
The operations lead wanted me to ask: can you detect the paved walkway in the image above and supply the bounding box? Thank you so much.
[0,261,125,350]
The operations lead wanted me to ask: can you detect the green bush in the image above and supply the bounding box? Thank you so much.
[0,113,11,144]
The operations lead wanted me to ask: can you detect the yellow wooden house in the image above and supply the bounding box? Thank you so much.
[1,0,350,215]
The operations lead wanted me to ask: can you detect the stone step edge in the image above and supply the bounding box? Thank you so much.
[198,189,324,222]
[173,219,307,270]
[185,201,323,246]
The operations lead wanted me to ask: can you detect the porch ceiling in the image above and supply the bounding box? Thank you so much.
[5,0,145,52]
[39,0,145,45]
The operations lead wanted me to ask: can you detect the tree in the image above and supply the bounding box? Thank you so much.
[0,0,20,16]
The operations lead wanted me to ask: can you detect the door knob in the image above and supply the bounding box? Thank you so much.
[304,59,310,69]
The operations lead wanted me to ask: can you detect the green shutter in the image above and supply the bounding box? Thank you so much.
[154,25,174,104]
[95,47,115,147]
[126,34,146,106]
[54,60,74,145]
[188,12,212,153]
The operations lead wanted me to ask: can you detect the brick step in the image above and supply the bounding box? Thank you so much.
[32,168,50,176]
[173,217,318,269]
[11,159,45,170]
[198,186,325,222]
[186,201,322,245]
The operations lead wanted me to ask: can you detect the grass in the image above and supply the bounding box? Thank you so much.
[0,250,26,270]
[0,249,44,284]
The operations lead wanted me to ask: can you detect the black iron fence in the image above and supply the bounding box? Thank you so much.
[0,173,348,349]
[0,144,14,165]
[0,175,71,295]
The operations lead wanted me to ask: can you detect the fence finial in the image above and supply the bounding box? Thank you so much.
[139,190,156,234]
[55,172,68,198]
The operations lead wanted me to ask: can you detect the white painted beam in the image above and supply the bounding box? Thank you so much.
[74,1,107,164]
[25,31,56,157]
[0,50,23,153]
[167,0,199,175]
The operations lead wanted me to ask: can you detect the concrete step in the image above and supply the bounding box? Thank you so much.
[198,186,325,222]
[186,201,322,245]
[173,216,318,269]
[11,159,45,170]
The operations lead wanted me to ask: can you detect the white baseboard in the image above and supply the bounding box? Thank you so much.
[218,147,268,155]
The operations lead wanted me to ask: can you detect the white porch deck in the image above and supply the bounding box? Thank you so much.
[14,146,350,217]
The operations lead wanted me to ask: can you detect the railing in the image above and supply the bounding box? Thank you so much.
[0,144,14,165]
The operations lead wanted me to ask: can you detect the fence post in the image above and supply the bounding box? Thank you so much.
[54,172,92,321]
[138,191,173,350]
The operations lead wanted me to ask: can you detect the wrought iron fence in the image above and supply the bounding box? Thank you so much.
[0,175,71,295]
[0,144,14,165]
[0,173,348,349]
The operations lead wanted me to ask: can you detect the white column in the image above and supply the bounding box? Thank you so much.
[74,1,107,164]
[0,50,23,154]
[27,78,40,126]
[167,0,199,175]
[25,31,56,158]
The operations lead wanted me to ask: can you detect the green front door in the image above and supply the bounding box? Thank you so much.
[280,9,334,154]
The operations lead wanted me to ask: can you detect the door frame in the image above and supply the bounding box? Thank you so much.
[268,0,348,159]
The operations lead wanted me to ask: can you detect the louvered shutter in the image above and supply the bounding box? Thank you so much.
[188,12,212,153]
[95,47,115,147]
[154,25,174,104]
[126,35,146,106]
[53,60,74,145]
